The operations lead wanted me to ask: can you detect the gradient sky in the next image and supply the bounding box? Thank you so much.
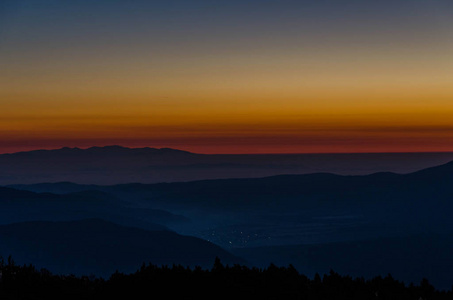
[1,0,453,153]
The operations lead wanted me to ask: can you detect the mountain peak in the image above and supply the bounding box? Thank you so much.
[86,145,129,151]
[81,145,193,154]
[2,146,193,156]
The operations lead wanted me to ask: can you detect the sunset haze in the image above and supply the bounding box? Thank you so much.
[1,0,452,153]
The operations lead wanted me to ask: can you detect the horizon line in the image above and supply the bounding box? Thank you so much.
[1,145,453,156]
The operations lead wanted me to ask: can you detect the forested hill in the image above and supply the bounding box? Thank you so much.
[0,257,449,300]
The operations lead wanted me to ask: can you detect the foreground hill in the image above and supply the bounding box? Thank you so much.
[0,186,187,231]
[0,219,243,277]
[0,259,449,300]
[233,233,453,290]
[2,146,453,184]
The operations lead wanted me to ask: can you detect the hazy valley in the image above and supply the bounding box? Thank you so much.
[2,147,453,289]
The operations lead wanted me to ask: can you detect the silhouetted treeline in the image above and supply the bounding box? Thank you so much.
[0,256,450,300]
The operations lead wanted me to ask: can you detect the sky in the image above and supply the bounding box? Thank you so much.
[1,0,453,154]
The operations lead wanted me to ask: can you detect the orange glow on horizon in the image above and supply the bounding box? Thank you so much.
[1,1,453,154]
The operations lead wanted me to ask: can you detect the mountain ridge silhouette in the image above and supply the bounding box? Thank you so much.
[1,146,453,185]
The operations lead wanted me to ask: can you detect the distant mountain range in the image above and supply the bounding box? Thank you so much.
[11,159,453,212]
[1,145,453,184]
[3,159,453,288]
[8,160,453,244]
